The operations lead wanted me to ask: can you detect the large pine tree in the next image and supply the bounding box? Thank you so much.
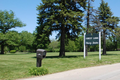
[98,0,119,55]
[85,0,94,56]
[36,0,86,57]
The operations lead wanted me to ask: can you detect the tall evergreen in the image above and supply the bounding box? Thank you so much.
[98,0,119,55]
[36,0,86,57]
[35,15,51,49]
[85,0,94,56]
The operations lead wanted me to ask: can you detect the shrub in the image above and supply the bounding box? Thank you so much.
[65,40,77,52]
[47,47,55,52]
[10,50,16,53]
[4,46,9,54]
[19,46,26,52]
[29,67,49,76]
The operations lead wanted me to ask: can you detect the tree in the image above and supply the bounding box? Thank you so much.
[85,0,94,56]
[0,31,21,52]
[48,39,59,52]
[75,0,97,55]
[35,26,50,50]
[0,10,26,54]
[75,36,84,52]
[116,28,120,49]
[65,40,77,52]
[37,0,86,57]
[19,31,34,51]
[32,30,38,52]
[6,31,21,50]
[98,0,119,55]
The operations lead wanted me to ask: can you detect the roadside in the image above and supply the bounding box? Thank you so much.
[18,63,120,80]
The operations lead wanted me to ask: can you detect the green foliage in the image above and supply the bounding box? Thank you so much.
[0,10,26,34]
[18,31,35,52]
[19,46,26,52]
[0,10,26,54]
[65,40,77,52]
[6,31,21,46]
[47,39,59,52]
[35,28,50,49]
[98,0,119,54]
[4,46,9,54]
[89,45,99,51]
[75,36,84,52]
[36,0,87,56]
[20,31,34,48]
[10,50,16,53]
[106,39,116,51]
[29,67,48,76]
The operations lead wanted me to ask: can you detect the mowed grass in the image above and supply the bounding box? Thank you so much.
[0,51,120,80]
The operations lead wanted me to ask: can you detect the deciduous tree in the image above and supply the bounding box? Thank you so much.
[0,10,25,54]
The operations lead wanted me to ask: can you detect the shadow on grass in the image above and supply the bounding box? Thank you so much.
[1,52,35,55]
[89,53,119,56]
[32,55,83,59]
[102,54,119,56]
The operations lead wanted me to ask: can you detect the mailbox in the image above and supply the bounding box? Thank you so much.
[36,49,47,67]
[36,49,46,59]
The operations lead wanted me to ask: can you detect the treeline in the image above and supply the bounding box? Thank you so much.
[1,0,120,55]
[0,31,35,53]
[47,37,120,52]
[1,30,120,54]
[35,0,120,56]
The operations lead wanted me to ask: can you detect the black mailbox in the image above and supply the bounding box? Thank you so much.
[36,49,46,59]
[36,49,47,67]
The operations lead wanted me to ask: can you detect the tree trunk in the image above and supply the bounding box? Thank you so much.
[115,41,117,51]
[59,25,65,57]
[85,45,88,56]
[102,30,106,55]
[85,0,90,56]
[1,44,4,54]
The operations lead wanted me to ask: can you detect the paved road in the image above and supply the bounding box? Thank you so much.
[18,63,120,80]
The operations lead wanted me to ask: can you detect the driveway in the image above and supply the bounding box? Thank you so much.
[18,63,120,80]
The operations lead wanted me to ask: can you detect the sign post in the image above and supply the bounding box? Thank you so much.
[84,32,101,60]
[84,33,86,59]
[99,32,101,60]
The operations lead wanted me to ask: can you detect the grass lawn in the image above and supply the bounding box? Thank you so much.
[0,51,120,80]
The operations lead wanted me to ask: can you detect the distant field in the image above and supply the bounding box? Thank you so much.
[0,51,120,80]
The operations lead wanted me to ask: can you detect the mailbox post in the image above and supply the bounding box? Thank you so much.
[36,49,46,67]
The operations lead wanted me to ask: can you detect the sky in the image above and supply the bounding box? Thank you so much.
[1,0,120,39]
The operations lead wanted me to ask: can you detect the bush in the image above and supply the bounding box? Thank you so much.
[19,46,26,52]
[65,40,77,52]
[4,46,9,54]
[90,45,99,51]
[10,50,16,53]
[47,39,60,52]
[29,67,49,76]
[47,47,55,52]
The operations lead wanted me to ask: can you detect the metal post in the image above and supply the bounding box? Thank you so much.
[37,58,42,67]
[99,32,101,60]
[84,33,86,59]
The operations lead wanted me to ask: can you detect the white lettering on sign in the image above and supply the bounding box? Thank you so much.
[86,37,92,39]
[93,37,99,39]
[86,42,92,45]
[93,42,98,44]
